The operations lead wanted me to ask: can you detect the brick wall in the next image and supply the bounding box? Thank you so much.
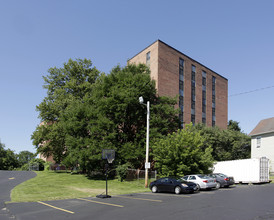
[129,40,228,129]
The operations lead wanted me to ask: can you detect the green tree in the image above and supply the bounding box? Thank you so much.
[32,58,100,163]
[0,141,19,170]
[32,61,179,173]
[28,158,45,171]
[228,120,241,132]
[61,64,179,172]
[17,151,36,167]
[152,124,214,177]
[192,123,250,161]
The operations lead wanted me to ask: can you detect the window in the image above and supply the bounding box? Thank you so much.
[202,70,206,78]
[191,65,196,123]
[179,58,184,67]
[179,96,184,112]
[179,113,184,128]
[189,176,196,180]
[202,90,206,101]
[192,93,196,102]
[192,65,196,73]
[191,87,195,97]
[146,51,150,66]
[191,114,195,125]
[179,58,184,81]
[202,71,206,86]
[202,104,206,113]
[191,101,195,110]
[212,108,216,124]
[202,117,206,124]
[191,72,196,81]
[192,95,196,103]
[202,79,206,114]
[179,59,185,128]
[257,136,261,148]
[212,76,216,126]
[179,96,184,106]
[212,76,216,90]
[179,80,184,91]
[202,77,206,87]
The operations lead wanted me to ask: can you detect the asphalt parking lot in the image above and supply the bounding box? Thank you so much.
[2,171,274,220]
[0,170,36,219]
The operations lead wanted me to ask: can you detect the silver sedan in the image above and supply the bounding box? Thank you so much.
[181,174,217,190]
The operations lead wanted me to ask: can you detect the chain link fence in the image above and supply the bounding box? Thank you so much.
[126,168,157,181]
[50,164,67,172]
[28,162,39,171]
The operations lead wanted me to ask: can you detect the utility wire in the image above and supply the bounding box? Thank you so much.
[229,85,274,97]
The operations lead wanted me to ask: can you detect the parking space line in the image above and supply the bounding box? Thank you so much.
[77,198,124,208]
[9,177,15,180]
[199,191,215,194]
[37,201,74,214]
[138,193,191,198]
[114,195,162,202]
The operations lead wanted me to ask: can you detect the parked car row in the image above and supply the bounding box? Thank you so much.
[149,173,235,194]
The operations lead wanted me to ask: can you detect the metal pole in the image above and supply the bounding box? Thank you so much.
[106,168,108,196]
[145,101,150,188]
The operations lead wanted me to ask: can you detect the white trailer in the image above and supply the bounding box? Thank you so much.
[213,157,269,184]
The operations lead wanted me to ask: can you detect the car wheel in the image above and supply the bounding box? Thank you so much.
[196,184,200,191]
[216,182,221,189]
[151,185,158,193]
[175,186,181,194]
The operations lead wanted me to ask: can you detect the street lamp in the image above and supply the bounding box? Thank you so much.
[139,96,150,188]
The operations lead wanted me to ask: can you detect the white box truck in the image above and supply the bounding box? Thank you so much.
[213,157,269,184]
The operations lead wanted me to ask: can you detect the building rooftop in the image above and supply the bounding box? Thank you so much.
[129,39,228,81]
[249,117,274,136]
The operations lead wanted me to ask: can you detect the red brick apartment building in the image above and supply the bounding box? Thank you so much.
[128,40,228,129]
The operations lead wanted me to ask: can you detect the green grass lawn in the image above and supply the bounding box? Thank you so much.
[11,171,151,202]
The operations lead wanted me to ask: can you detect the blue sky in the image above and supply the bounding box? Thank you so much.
[1,0,274,153]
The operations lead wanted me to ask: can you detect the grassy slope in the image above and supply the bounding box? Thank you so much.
[11,171,150,202]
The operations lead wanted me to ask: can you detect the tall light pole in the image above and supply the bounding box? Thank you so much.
[139,96,150,188]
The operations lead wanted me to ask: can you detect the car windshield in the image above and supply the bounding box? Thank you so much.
[217,173,227,177]
[197,174,208,179]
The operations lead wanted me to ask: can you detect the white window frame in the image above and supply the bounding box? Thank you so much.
[256,136,261,148]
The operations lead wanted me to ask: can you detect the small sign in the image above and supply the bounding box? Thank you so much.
[145,162,151,169]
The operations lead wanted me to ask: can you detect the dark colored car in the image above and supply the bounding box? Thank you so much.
[149,177,197,194]
[208,173,235,188]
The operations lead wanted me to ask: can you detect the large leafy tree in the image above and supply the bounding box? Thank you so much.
[17,151,36,167]
[228,120,241,132]
[0,141,19,170]
[32,61,179,172]
[152,124,214,177]
[192,122,250,161]
[32,59,100,163]
[61,64,179,171]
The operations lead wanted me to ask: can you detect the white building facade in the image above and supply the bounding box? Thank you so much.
[249,117,274,174]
